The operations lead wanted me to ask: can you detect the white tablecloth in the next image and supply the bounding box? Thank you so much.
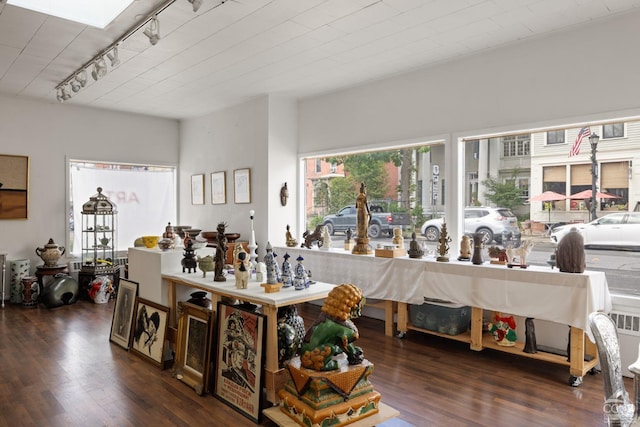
[275,246,611,333]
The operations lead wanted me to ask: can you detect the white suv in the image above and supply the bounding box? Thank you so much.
[421,207,521,245]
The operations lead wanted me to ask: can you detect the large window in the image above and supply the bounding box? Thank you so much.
[543,166,566,210]
[68,160,177,256]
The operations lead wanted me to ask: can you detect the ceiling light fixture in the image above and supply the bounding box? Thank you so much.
[188,0,203,12]
[106,45,120,67]
[91,57,108,81]
[54,0,229,102]
[143,15,160,45]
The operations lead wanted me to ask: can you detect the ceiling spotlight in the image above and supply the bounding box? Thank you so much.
[188,0,203,12]
[91,58,107,81]
[57,85,72,103]
[107,46,120,67]
[143,16,160,45]
[70,71,87,92]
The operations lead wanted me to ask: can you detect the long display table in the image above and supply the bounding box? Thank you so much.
[275,246,612,385]
[161,272,334,403]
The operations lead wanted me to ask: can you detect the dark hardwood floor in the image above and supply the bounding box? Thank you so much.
[0,299,621,426]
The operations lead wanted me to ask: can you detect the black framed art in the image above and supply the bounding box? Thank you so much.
[130,297,169,369]
[109,278,138,350]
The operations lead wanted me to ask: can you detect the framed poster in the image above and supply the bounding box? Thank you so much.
[131,297,169,369]
[210,171,226,205]
[214,302,265,423]
[0,154,29,219]
[173,302,215,395]
[233,168,251,204]
[191,174,205,205]
[109,278,138,350]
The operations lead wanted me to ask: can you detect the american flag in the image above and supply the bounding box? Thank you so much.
[568,127,591,157]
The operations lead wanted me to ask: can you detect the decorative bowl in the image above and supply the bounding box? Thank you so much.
[141,235,160,248]
[225,233,241,242]
[186,228,202,239]
[201,231,218,242]
[191,240,208,250]
[173,225,192,238]
[158,238,174,251]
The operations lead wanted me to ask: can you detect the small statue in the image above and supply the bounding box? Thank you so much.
[285,224,298,247]
[320,225,332,250]
[407,232,424,259]
[233,244,250,289]
[293,255,308,290]
[506,239,535,268]
[523,317,537,354]
[181,239,197,273]
[458,235,472,261]
[255,261,267,282]
[197,254,215,278]
[301,225,324,249]
[487,315,517,347]
[392,228,404,247]
[299,284,365,371]
[436,220,452,262]
[352,182,373,255]
[344,227,354,251]
[162,222,176,248]
[264,242,279,284]
[214,222,228,282]
[555,228,586,273]
[281,253,293,287]
[273,249,282,283]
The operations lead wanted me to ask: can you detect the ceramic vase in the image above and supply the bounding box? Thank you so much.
[21,276,38,308]
[9,259,30,303]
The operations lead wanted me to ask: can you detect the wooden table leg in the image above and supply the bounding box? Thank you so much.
[396,302,407,335]
[569,326,586,378]
[167,278,177,328]
[384,300,395,337]
[470,307,483,351]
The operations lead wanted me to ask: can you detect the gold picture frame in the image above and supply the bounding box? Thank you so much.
[173,301,215,395]
[233,168,251,204]
[0,154,29,219]
[210,171,226,205]
[191,174,205,205]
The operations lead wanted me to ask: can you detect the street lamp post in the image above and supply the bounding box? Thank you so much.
[589,133,600,222]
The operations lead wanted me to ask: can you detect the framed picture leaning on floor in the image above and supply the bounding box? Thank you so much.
[214,301,265,423]
[130,297,169,369]
[109,278,138,350]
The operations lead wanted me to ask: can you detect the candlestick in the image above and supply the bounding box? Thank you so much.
[248,210,258,275]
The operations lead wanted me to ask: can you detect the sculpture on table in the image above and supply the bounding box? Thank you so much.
[214,222,227,282]
[285,224,297,247]
[281,252,293,288]
[233,244,250,289]
[344,227,354,251]
[407,231,424,259]
[352,182,373,255]
[196,254,215,278]
[279,284,382,427]
[555,228,586,273]
[301,224,324,249]
[436,220,452,262]
[264,242,279,284]
[181,239,197,273]
[458,234,472,261]
[506,239,535,269]
[320,225,332,250]
[392,228,404,247]
[272,248,282,283]
[293,255,308,290]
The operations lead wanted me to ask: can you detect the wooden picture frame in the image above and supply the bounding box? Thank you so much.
[233,168,251,204]
[130,297,170,369]
[173,302,215,395]
[210,171,226,205]
[191,174,205,205]
[109,278,138,350]
[0,154,29,219]
[214,301,266,423]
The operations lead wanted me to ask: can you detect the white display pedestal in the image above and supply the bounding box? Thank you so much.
[128,247,207,306]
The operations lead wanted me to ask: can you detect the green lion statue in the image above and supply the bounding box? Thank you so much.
[300,283,365,371]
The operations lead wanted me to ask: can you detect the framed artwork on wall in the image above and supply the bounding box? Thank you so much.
[214,301,265,423]
[210,171,226,205]
[233,168,251,204]
[130,297,169,369]
[0,154,29,219]
[173,301,215,395]
[109,278,138,350]
[191,174,205,205]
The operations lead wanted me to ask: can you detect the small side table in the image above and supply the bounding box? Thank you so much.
[35,264,70,295]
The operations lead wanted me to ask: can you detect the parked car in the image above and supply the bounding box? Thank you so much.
[549,212,640,249]
[420,207,521,244]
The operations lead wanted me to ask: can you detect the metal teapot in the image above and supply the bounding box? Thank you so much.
[36,238,66,267]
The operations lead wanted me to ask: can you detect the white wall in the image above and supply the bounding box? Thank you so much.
[179,96,270,251]
[0,95,179,289]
